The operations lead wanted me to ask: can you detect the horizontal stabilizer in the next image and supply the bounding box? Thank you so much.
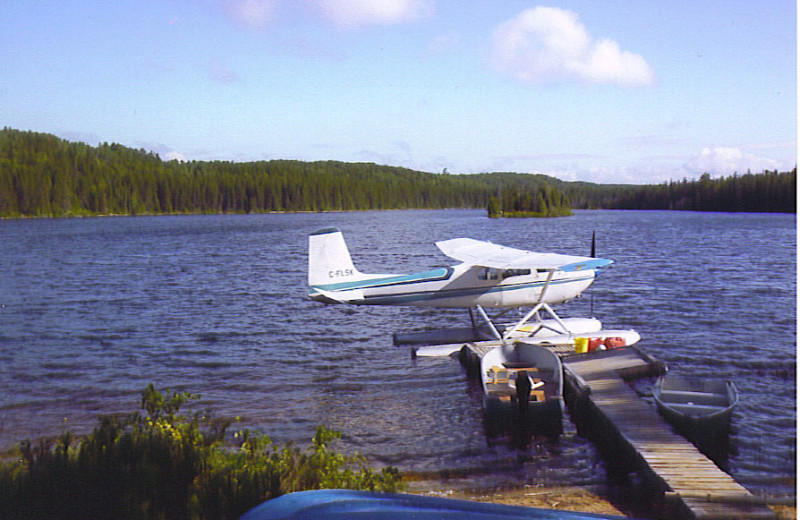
[436,238,612,271]
[311,287,365,304]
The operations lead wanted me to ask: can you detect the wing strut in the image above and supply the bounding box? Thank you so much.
[501,269,571,339]
[472,268,574,341]
[501,302,571,340]
[475,305,503,341]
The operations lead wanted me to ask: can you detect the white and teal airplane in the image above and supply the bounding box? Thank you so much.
[308,227,613,340]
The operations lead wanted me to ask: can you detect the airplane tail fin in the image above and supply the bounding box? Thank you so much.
[308,227,364,287]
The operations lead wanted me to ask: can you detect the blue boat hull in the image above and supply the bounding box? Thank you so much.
[240,489,634,520]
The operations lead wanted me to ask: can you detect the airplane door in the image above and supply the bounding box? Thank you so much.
[475,267,503,306]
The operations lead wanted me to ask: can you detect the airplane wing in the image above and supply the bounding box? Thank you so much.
[435,238,612,272]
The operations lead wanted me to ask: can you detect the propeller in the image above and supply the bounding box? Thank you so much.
[590,231,596,315]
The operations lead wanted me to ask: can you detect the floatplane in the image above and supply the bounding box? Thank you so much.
[307,227,639,356]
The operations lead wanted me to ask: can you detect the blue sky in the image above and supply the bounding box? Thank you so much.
[2,1,796,184]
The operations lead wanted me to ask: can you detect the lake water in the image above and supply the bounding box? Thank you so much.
[0,210,795,501]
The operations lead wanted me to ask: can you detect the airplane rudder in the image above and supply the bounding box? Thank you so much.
[308,227,359,286]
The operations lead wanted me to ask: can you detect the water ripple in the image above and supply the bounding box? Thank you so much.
[0,210,794,496]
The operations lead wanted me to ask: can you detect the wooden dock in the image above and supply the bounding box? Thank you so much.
[460,343,778,520]
[562,349,776,520]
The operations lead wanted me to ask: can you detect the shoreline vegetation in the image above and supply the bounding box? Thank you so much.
[1,128,795,219]
[0,385,402,520]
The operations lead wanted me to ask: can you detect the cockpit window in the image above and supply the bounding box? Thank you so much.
[501,269,531,278]
[480,268,531,280]
[479,268,500,280]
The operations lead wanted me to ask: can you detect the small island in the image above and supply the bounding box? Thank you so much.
[487,183,573,218]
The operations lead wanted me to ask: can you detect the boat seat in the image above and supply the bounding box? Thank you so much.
[503,362,536,369]
[666,403,727,416]
[488,366,510,383]
[660,390,729,407]
[530,390,546,402]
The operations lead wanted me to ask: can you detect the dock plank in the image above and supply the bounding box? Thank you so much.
[562,353,775,520]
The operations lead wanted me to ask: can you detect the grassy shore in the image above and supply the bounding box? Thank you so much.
[407,482,624,516]
[405,478,797,519]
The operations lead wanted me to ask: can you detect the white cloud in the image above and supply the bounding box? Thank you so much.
[135,142,187,162]
[218,0,432,29]
[221,0,276,28]
[490,7,654,87]
[307,0,433,28]
[165,151,187,162]
[542,164,673,185]
[684,146,781,176]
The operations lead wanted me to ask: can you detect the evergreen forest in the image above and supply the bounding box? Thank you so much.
[0,128,795,218]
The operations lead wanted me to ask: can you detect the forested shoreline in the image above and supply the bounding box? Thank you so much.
[0,128,795,218]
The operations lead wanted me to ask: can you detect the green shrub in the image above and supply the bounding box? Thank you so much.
[0,384,402,520]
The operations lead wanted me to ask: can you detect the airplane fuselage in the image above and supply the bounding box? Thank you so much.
[308,263,595,308]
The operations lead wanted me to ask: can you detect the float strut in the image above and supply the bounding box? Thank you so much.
[502,303,544,340]
[503,269,564,339]
[540,303,570,335]
[475,305,503,341]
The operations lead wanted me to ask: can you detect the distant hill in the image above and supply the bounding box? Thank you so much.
[0,128,794,217]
